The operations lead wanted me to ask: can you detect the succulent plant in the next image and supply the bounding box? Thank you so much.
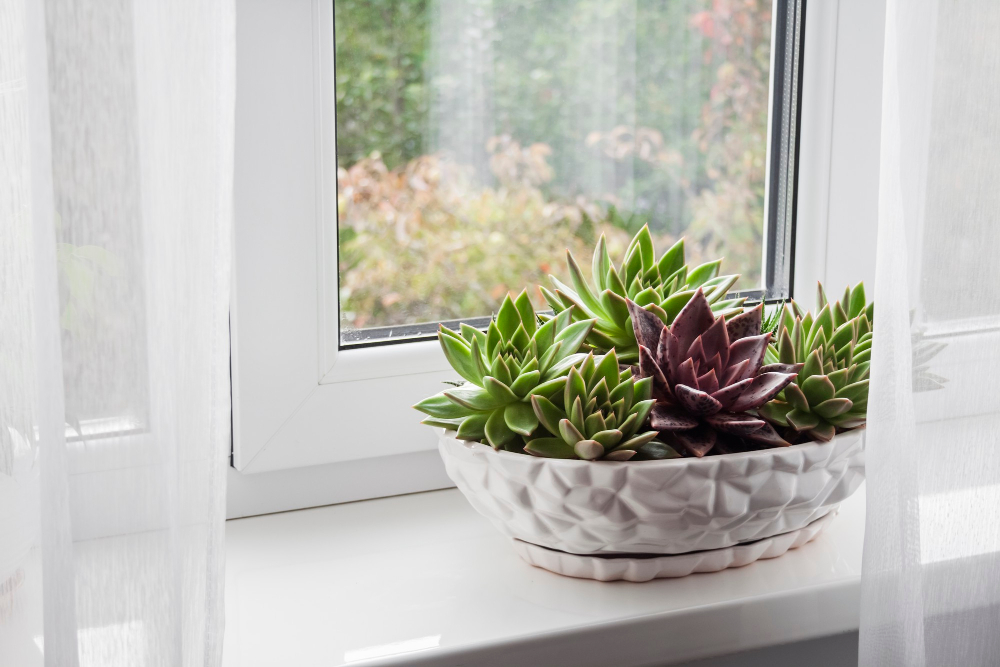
[758,283,872,442]
[414,290,594,451]
[540,225,746,363]
[629,289,801,457]
[761,301,785,335]
[525,350,667,461]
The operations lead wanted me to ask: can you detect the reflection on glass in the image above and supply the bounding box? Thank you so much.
[335,0,773,339]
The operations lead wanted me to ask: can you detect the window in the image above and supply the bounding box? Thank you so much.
[334,0,805,346]
[230,0,884,516]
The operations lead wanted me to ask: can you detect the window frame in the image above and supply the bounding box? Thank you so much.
[228,0,883,518]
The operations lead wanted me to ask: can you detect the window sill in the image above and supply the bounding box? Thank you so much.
[222,483,865,666]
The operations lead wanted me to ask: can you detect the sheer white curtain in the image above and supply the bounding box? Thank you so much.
[0,0,234,665]
[861,0,1000,664]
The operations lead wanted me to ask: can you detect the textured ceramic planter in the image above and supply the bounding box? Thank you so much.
[438,429,865,556]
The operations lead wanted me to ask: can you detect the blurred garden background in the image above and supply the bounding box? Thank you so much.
[335,0,773,333]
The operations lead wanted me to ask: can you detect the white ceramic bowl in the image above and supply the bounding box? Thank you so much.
[438,429,865,555]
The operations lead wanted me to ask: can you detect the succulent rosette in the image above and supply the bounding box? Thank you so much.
[414,290,594,452]
[541,226,746,363]
[525,350,664,461]
[759,283,873,442]
[629,289,802,457]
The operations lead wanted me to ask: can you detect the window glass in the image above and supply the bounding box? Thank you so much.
[335,0,776,342]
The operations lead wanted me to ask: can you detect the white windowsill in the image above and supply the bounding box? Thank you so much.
[222,483,865,667]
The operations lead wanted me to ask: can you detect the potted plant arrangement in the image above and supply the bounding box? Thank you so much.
[416,227,868,581]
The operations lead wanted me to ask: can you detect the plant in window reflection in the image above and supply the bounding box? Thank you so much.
[57,241,121,335]
[910,312,948,392]
[54,215,124,435]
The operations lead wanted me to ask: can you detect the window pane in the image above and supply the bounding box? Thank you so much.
[335,0,775,341]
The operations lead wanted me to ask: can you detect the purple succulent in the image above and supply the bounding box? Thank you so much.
[628,290,803,457]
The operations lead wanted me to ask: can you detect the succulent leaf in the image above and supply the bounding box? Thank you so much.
[569,396,587,434]
[801,375,836,406]
[485,409,517,449]
[836,379,870,403]
[552,321,596,366]
[566,252,605,316]
[485,321,502,358]
[504,401,539,437]
[445,385,505,411]
[657,239,685,279]
[686,259,722,288]
[784,383,810,411]
[726,303,763,342]
[513,290,537,337]
[592,429,623,448]
[420,417,465,430]
[574,440,605,460]
[728,372,797,412]
[786,409,820,431]
[439,332,480,385]
[414,393,470,419]
[849,283,867,318]
[813,397,853,419]
[809,422,837,442]
[614,430,659,451]
[634,441,682,460]
[484,376,519,403]
[495,294,521,339]
[758,401,792,426]
[509,370,541,398]
[460,323,488,348]
[524,437,577,459]
[456,412,490,440]
[592,235,612,292]
[834,302,849,328]
[800,349,823,381]
[668,424,717,457]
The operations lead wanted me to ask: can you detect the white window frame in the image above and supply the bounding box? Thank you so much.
[228,0,885,518]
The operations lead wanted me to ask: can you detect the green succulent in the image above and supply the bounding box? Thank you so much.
[759,283,873,442]
[540,225,746,363]
[524,350,666,461]
[414,290,594,451]
[761,300,785,335]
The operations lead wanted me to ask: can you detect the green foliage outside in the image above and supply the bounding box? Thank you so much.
[335,0,773,331]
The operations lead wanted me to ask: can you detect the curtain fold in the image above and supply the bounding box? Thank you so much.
[861,0,1000,664]
[0,0,234,665]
